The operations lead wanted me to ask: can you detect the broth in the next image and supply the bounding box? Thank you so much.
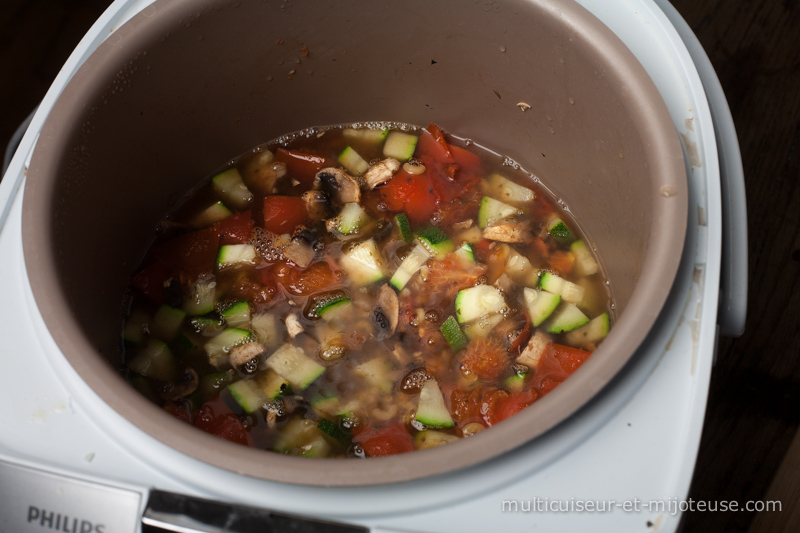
[121,123,613,457]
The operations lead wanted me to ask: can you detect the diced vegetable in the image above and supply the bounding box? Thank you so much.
[182,276,217,316]
[343,127,389,144]
[484,173,536,204]
[255,369,291,399]
[217,243,257,269]
[517,330,553,368]
[539,271,585,305]
[544,303,590,334]
[383,131,418,160]
[228,379,267,414]
[564,312,610,347]
[330,202,372,235]
[414,430,459,450]
[416,379,455,428]
[212,168,254,210]
[250,313,281,348]
[354,357,395,394]
[523,287,562,327]
[338,146,370,176]
[265,344,325,390]
[454,285,506,324]
[122,308,150,345]
[221,301,251,328]
[571,240,599,276]
[340,239,385,286]
[389,243,431,290]
[478,196,522,229]
[454,242,476,265]
[203,328,252,366]
[273,418,332,457]
[439,315,468,352]
[394,213,413,243]
[192,201,233,228]
[547,217,574,243]
[128,338,176,382]
[416,226,454,257]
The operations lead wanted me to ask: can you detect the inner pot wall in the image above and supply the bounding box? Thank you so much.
[22,0,686,486]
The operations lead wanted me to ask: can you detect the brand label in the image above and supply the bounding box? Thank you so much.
[27,506,105,533]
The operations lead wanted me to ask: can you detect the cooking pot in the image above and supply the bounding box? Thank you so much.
[22,0,686,486]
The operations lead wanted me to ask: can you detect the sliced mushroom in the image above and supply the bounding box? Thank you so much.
[481,218,535,243]
[159,368,199,400]
[284,228,319,268]
[285,313,304,339]
[228,342,266,375]
[302,190,333,220]
[242,151,287,196]
[372,284,399,339]
[363,157,400,189]
[314,167,361,205]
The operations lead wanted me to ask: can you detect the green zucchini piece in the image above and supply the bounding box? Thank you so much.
[564,312,610,346]
[383,131,418,161]
[191,201,233,228]
[265,344,325,390]
[127,338,176,382]
[273,418,332,457]
[394,213,413,243]
[454,242,475,265]
[228,379,267,414]
[182,276,217,316]
[217,243,257,269]
[221,301,251,328]
[338,146,370,176]
[203,328,251,366]
[330,202,372,235]
[414,430,459,450]
[416,226,454,257]
[211,168,254,210]
[151,305,186,341]
[478,196,521,229]
[416,379,455,428]
[354,357,395,394]
[539,271,585,305]
[199,371,234,397]
[571,240,599,276]
[523,287,562,327]
[547,217,575,243]
[454,285,506,324]
[462,313,504,340]
[343,127,389,145]
[485,173,536,204]
[255,369,291,399]
[439,315,468,352]
[340,238,385,286]
[189,317,225,337]
[389,243,431,290]
[122,309,150,345]
[250,312,281,348]
[317,418,351,443]
[544,303,590,334]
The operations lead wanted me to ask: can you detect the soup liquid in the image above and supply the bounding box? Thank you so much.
[121,123,613,457]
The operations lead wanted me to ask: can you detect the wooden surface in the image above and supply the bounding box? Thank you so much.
[1,1,798,531]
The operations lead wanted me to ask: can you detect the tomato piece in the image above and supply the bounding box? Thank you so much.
[401,174,440,225]
[275,148,330,187]
[450,144,483,177]
[416,124,455,164]
[284,261,340,296]
[528,343,590,396]
[163,400,192,424]
[130,259,171,304]
[146,226,221,282]
[460,337,510,381]
[193,396,253,447]
[215,210,253,245]
[549,250,575,276]
[356,424,414,457]
[261,196,309,235]
[491,391,538,425]
[450,386,508,427]
[549,343,592,374]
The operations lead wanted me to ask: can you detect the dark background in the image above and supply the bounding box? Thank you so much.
[1,1,797,531]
